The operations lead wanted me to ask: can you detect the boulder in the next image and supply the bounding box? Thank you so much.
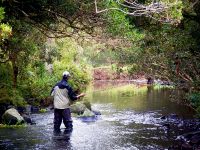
[0,104,7,123]
[25,105,32,114]
[78,108,97,122]
[2,108,24,125]
[92,110,101,115]
[17,106,25,114]
[70,102,86,115]
[181,143,193,150]
[31,106,40,113]
[70,101,101,119]
[82,100,92,110]
[80,108,95,117]
[21,114,36,125]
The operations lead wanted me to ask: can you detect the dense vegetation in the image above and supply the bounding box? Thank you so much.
[0,0,199,114]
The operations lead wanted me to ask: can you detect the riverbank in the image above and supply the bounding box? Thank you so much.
[93,67,145,80]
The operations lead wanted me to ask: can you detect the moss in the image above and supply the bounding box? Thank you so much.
[39,108,47,113]
[0,124,27,128]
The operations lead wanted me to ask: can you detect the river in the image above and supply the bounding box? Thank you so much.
[0,81,197,150]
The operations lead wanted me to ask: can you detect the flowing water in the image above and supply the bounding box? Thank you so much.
[0,81,197,150]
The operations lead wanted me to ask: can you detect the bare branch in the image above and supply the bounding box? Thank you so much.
[95,0,177,24]
[190,0,200,8]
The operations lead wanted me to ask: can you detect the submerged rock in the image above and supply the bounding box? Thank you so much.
[175,131,200,149]
[2,108,24,125]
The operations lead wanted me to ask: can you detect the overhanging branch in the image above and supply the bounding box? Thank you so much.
[95,0,177,24]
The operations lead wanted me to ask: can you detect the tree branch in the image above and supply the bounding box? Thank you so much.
[95,0,177,23]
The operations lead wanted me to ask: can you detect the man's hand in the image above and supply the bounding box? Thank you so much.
[77,93,86,99]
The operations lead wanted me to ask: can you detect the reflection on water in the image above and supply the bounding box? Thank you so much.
[0,81,196,150]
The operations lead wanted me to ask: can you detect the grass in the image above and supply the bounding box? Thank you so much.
[0,124,27,128]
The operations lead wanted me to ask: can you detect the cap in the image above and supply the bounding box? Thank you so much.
[63,71,70,77]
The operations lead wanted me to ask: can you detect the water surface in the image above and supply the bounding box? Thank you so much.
[0,81,196,150]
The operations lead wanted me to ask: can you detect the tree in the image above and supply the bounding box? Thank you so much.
[0,7,12,41]
[95,0,183,24]
[1,0,100,38]
[0,17,45,88]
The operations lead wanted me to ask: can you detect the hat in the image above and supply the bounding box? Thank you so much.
[63,71,70,77]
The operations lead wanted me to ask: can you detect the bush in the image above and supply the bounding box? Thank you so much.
[188,92,200,117]
[0,88,26,107]
[188,92,200,108]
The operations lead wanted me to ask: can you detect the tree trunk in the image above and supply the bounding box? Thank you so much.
[10,58,18,89]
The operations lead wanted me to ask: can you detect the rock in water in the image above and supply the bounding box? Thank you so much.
[81,108,95,117]
[2,108,24,125]
[83,100,92,110]
[70,102,86,115]
[78,108,97,122]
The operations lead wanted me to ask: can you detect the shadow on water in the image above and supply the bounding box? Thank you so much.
[0,81,197,150]
[52,129,73,150]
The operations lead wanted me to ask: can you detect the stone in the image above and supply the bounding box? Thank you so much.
[2,108,24,125]
[70,102,86,115]
[17,106,25,114]
[181,143,193,150]
[78,108,97,122]
[190,134,200,144]
[0,104,7,123]
[22,114,35,125]
[31,106,40,113]
[92,110,101,115]
[161,116,166,119]
[80,108,95,117]
[83,100,92,110]
[25,105,32,114]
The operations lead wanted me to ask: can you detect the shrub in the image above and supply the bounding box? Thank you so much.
[0,88,26,107]
[188,92,200,108]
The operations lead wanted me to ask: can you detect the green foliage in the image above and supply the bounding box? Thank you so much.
[97,84,148,98]
[53,38,91,91]
[0,63,12,84]
[54,61,90,91]
[127,64,139,75]
[188,92,200,117]
[0,88,26,106]
[0,23,12,39]
[188,92,200,108]
[23,73,58,99]
[0,64,26,106]
[0,7,12,40]
[0,124,27,128]
[0,0,96,37]
[16,37,91,101]
[0,7,4,21]
[105,6,144,41]
[39,108,47,113]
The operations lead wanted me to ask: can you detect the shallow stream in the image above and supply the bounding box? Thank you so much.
[0,81,197,150]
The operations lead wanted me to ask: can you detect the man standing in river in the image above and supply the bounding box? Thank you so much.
[51,71,85,133]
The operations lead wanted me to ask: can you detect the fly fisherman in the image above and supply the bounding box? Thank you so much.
[51,71,85,133]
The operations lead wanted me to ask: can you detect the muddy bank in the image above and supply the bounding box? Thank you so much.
[93,67,145,80]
